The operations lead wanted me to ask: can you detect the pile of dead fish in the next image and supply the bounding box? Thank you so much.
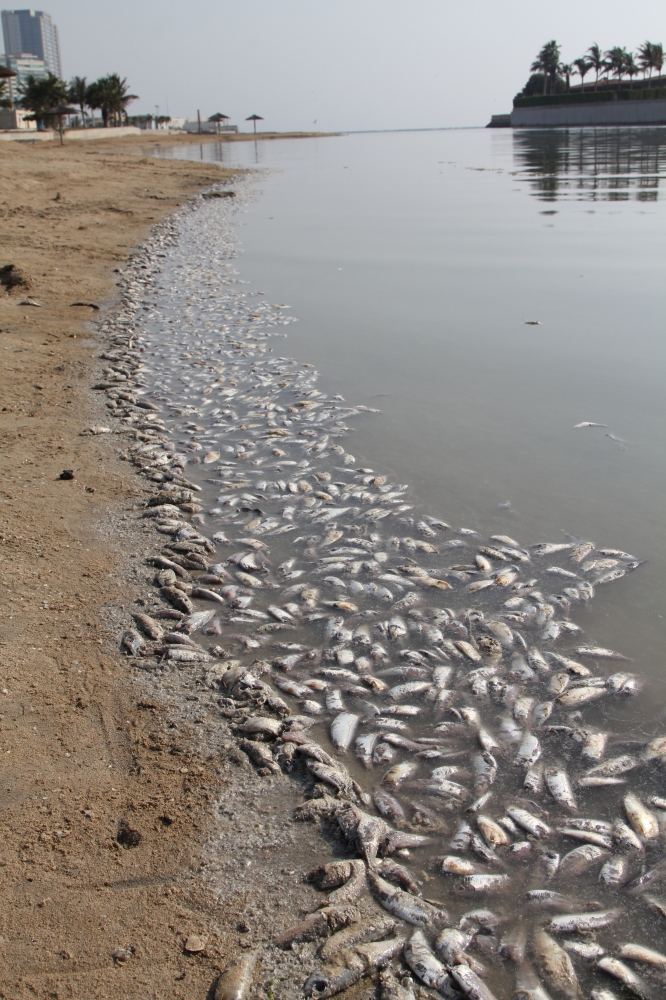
[93,184,666,1000]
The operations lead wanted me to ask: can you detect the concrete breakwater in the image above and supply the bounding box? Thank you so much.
[510,98,666,128]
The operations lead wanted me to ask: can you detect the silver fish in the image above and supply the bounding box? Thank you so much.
[559,844,608,878]
[404,929,450,991]
[624,793,659,841]
[548,910,621,933]
[596,957,654,999]
[449,964,499,1000]
[330,712,359,753]
[214,951,258,1000]
[368,871,445,925]
[545,767,577,812]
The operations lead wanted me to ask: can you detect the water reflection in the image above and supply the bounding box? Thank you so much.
[512,127,666,201]
[145,138,265,165]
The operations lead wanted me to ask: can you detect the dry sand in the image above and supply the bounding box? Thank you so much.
[0,133,326,998]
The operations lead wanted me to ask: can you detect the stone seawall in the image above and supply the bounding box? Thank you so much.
[511,98,666,128]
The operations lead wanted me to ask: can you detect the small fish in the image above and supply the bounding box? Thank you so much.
[624,793,659,841]
[532,929,583,1000]
[545,767,577,812]
[548,910,620,934]
[559,844,608,878]
[596,957,653,999]
[618,943,666,966]
[214,951,258,1000]
[330,713,359,753]
[404,929,450,991]
[368,871,445,925]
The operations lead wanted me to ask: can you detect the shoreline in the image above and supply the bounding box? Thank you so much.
[0,138,274,997]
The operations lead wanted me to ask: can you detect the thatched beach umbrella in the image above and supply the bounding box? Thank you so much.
[208,112,230,135]
[245,114,264,134]
[46,103,79,144]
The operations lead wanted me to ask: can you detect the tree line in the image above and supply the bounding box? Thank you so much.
[525,40,664,96]
[1,71,137,127]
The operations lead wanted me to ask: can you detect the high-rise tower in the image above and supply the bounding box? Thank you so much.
[2,9,61,77]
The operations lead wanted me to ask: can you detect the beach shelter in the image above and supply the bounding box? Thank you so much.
[208,112,230,134]
[46,104,79,144]
[245,114,264,134]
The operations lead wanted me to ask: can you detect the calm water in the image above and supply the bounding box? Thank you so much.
[153,127,666,701]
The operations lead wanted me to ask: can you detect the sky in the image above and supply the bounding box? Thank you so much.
[40,0,666,130]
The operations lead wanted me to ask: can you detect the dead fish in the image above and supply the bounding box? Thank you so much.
[356,732,380,769]
[618,943,666,966]
[506,806,550,839]
[132,612,164,641]
[515,732,541,768]
[548,910,621,934]
[437,855,479,875]
[532,929,583,1000]
[330,713,359,753]
[382,761,419,788]
[514,962,553,1000]
[545,768,577,812]
[368,871,445,925]
[477,815,510,849]
[532,543,574,557]
[373,789,406,824]
[121,629,147,656]
[319,915,397,961]
[585,755,638,779]
[214,951,258,1000]
[596,957,654,999]
[624,793,659,841]
[404,929,450,991]
[599,855,629,887]
[559,844,608,878]
[557,687,606,708]
[450,964,499,1000]
[455,874,509,895]
[575,646,631,662]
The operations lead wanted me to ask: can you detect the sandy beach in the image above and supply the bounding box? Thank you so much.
[0,133,285,999]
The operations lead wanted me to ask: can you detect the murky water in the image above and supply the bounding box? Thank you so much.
[127,129,666,997]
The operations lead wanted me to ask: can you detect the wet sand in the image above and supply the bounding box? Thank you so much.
[0,136,313,998]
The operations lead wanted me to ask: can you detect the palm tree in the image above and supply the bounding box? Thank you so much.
[573,57,591,91]
[68,75,87,126]
[560,63,573,91]
[18,72,68,126]
[531,40,561,95]
[86,74,137,126]
[605,47,628,84]
[587,43,604,89]
[637,41,654,82]
[652,43,664,80]
[624,53,639,89]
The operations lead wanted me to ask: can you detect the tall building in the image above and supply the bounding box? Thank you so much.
[2,9,61,77]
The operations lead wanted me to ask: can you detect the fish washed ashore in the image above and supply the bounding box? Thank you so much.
[1,140,665,1000]
[0,139,308,999]
[84,177,665,1000]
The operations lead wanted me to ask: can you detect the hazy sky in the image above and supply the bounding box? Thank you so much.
[44,1,666,129]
